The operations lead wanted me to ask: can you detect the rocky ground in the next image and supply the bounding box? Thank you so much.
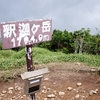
[0,62,100,100]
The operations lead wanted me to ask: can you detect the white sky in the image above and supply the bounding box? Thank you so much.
[0,0,100,35]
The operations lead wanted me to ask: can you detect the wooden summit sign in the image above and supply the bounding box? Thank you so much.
[0,19,52,49]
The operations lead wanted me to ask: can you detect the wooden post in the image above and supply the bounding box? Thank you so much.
[25,45,35,100]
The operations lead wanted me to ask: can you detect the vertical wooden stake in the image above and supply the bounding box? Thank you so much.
[25,45,35,100]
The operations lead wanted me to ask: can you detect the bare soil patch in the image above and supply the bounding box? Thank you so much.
[0,62,100,100]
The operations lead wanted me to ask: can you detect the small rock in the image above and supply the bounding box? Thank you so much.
[91,68,97,72]
[89,90,93,96]
[54,90,57,94]
[67,87,72,91]
[89,89,98,96]
[23,95,26,97]
[95,89,99,92]
[73,89,79,93]
[15,86,22,91]
[75,94,80,98]
[2,90,7,94]
[43,86,46,90]
[17,87,22,91]
[59,92,65,96]
[44,78,49,81]
[15,86,18,90]
[42,90,46,94]
[77,82,82,86]
[47,94,55,98]
[92,90,97,94]
[76,62,81,66]
[21,96,24,98]
[8,87,14,90]
[53,82,56,85]
[12,96,16,99]
[8,90,13,94]
[82,96,86,98]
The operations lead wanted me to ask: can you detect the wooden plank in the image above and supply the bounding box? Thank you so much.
[21,68,49,80]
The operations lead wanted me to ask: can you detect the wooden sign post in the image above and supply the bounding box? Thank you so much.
[0,19,52,100]
[26,45,35,100]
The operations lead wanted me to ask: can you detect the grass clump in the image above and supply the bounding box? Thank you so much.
[0,50,15,58]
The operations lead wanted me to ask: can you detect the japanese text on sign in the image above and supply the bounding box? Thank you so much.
[0,19,52,49]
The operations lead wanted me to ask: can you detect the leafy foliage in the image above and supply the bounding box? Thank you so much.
[39,28,100,55]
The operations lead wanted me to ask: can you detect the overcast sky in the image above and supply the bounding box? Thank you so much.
[0,0,100,35]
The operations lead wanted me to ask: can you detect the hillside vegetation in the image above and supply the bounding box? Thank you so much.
[0,47,100,71]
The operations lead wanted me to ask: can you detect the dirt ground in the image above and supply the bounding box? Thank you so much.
[0,62,100,100]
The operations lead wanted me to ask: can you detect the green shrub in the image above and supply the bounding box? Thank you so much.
[62,48,69,54]
[0,43,2,50]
